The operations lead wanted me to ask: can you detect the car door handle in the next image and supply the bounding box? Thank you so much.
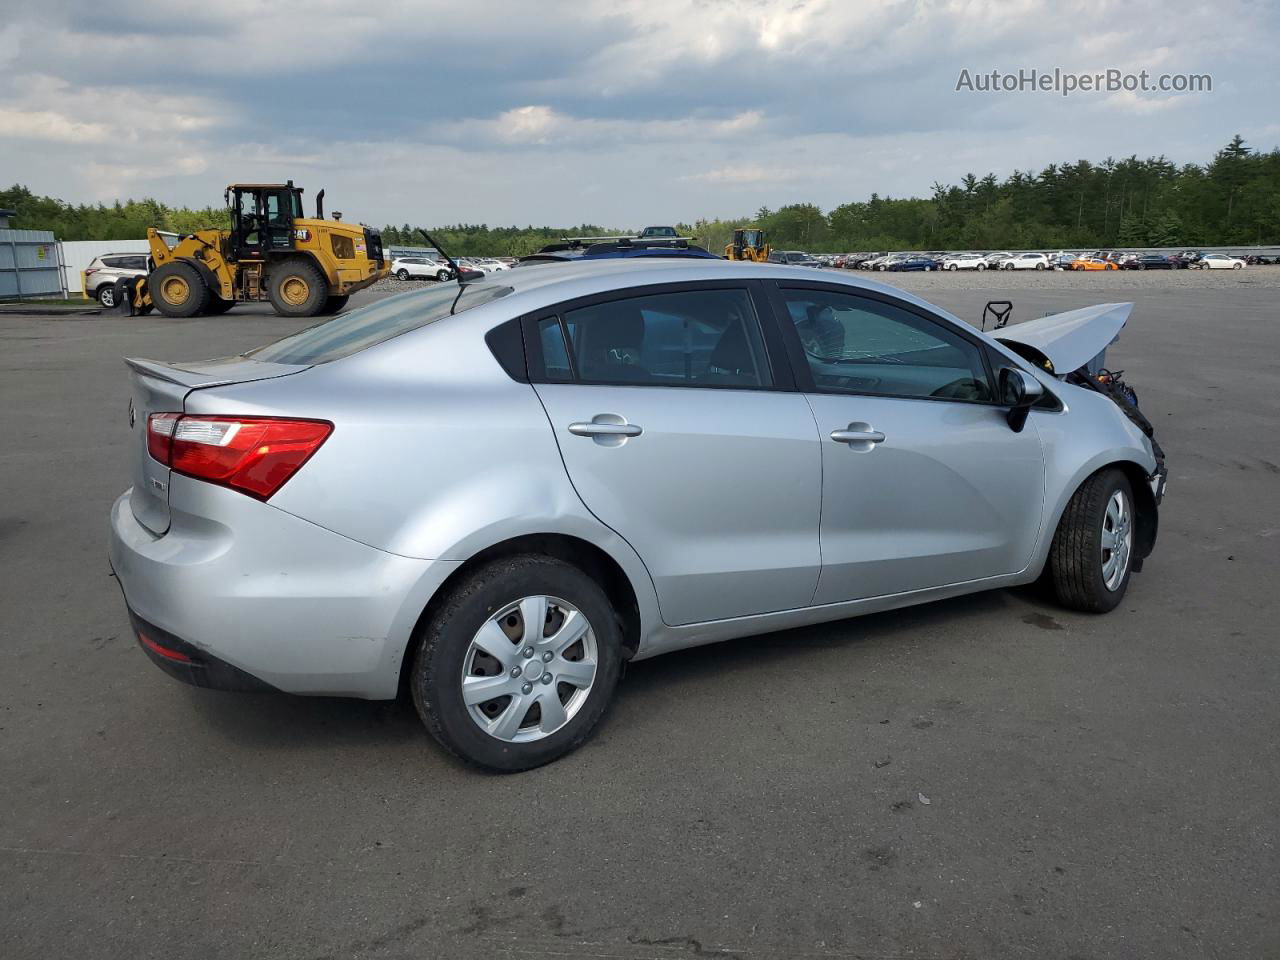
[829,424,880,448]
[569,422,643,437]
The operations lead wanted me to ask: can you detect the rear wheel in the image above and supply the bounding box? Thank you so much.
[411,555,623,772]
[96,285,116,308]
[397,269,410,280]
[1048,468,1135,613]
[267,259,328,317]
[149,262,210,318]
[319,294,349,315]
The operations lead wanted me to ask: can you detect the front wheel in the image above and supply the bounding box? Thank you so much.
[976,262,986,271]
[436,269,451,282]
[411,555,623,771]
[1233,263,1243,270]
[1036,263,1046,270]
[1048,468,1136,613]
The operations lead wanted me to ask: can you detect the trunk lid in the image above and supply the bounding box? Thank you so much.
[124,356,307,534]
[995,302,1131,375]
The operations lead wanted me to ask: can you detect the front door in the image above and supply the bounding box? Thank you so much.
[773,284,1046,603]
[529,283,822,626]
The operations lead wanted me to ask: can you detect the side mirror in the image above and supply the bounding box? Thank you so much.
[999,368,1044,433]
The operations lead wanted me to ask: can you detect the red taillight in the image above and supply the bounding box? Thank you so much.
[146,414,332,500]
[147,412,180,463]
[138,631,192,663]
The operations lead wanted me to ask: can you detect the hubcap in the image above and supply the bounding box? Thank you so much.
[161,275,189,304]
[281,276,309,306]
[1101,490,1133,591]
[460,595,598,743]
[100,288,115,307]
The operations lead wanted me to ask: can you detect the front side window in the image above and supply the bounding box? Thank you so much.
[545,288,772,388]
[782,289,992,402]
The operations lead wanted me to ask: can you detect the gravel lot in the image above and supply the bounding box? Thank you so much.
[1,270,1277,959]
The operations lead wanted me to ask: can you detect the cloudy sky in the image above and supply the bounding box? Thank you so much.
[2,0,1277,228]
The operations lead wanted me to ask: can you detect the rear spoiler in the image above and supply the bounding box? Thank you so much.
[124,356,308,390]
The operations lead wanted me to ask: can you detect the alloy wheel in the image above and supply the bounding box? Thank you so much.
[1101,490,1133,591]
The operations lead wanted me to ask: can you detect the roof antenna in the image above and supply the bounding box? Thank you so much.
[419,229,480,286]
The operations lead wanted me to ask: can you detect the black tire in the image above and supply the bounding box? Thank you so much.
[397,269,411,280]
[436,269,451,282]
[149,261,210,318]
[1047,468,1135,613]
[411,554,623,772]
[205,295,235,315]
[267,259,329,317]
[96,285,116,308]
[1036,263,1046,270]
[319,294,349,315]
[977,262,986,271]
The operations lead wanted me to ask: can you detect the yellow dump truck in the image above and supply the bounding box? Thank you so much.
[135,182,388,318]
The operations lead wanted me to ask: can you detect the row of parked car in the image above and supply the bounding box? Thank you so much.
[391,256,517,281]
[811,249,1262,272]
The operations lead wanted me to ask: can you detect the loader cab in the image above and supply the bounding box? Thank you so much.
[227,183,304,261]
[728,227,768,261]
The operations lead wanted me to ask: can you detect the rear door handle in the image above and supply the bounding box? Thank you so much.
[830,429,885,443]
[569,422,643,438]
[568,416,643,446]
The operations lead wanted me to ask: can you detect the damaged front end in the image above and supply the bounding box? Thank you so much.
[988,301,1166,505]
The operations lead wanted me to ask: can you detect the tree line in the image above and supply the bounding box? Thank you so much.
[4,136,1277,255]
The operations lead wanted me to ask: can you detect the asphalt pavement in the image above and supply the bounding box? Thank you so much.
[1,276,1277,959]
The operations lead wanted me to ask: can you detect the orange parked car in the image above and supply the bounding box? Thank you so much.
[1070,257,1119,271]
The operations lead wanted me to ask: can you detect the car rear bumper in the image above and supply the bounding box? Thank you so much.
[108,481,461,698]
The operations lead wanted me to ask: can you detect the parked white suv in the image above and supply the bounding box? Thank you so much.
[392,257,454,282]
[1001,253,1050,271]
[940,253,989,271]
[83,254,149,307]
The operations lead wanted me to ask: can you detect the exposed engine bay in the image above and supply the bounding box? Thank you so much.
[987,300,1166,503]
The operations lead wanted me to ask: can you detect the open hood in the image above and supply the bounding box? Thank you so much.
[995,302,1132,375]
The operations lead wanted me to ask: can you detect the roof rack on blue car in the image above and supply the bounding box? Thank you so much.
[514,237,721,267]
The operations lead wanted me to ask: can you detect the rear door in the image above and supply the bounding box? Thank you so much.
[527,282,822,626]
[769,283,1045,603]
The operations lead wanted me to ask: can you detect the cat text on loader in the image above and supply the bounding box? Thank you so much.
[137,182,388,318]
[724,226,770,262]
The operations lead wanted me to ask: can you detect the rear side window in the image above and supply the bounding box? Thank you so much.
[248,283,512,364]
[543,288,772,388]
[782,289,992,402]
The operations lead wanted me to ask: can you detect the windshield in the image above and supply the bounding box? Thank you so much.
[247,284,513,364]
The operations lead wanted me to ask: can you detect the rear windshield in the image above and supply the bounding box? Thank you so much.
[247,283,512,364]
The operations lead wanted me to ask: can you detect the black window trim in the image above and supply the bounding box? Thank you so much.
[763,279,1004,407]
[519,279,797,393]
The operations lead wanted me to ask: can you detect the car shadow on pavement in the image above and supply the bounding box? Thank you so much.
[619,585,1044,696]
[179,685,425,751]
[172,584,1055,755]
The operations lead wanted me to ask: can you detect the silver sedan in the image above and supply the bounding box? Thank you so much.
[109,259,1164,770]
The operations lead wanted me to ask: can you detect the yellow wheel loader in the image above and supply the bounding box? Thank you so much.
[132,182,388,318]
[724,226,770,262]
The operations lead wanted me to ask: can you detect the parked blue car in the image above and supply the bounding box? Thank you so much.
[887,255,942,272]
